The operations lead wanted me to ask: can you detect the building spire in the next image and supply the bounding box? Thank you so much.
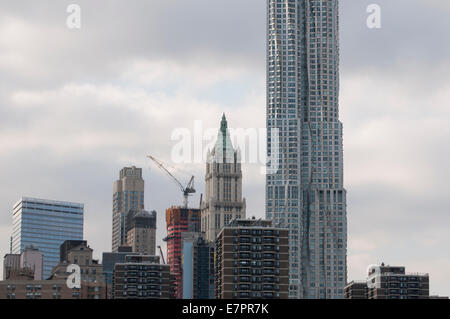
[220,113,227,135]
[212,113,235,164]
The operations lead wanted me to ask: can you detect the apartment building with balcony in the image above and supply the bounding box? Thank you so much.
[345,263,430,299]
[112,255,174,299]
[215,218,289,299]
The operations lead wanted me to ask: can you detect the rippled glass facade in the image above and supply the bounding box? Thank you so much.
[12,197,84,279]
[266,0,347,299]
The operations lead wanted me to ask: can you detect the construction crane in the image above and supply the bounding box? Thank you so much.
[157,245,166,264]
[147,155,196,208]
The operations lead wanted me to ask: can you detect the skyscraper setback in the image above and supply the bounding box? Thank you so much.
[266,0,347,298]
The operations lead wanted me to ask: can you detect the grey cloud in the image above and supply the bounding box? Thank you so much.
[341,0,450,71]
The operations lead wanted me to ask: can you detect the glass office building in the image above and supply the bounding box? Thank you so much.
[12,197,84,279]
[266,0,347,298]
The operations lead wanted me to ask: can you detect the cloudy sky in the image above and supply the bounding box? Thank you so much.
[0,0,449,296]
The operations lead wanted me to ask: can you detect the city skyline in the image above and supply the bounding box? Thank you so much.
[0,0,449,297]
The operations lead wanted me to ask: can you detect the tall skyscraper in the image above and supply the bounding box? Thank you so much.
[11,197,84,279]
[266,0,347,298]
[165,206,201,299]
[201,114,246,242]
[112,166,145,252]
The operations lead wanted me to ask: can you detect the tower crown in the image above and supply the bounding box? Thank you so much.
[210,113,236,164]
[220,113,227,133]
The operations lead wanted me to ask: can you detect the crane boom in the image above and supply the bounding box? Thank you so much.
[147,155,196,208]
[147,155,185,192]
[157,245,166,264]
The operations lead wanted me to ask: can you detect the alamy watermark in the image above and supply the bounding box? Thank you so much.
[171,121,280,175]
[66,4,81,29]
[65,4,380,30]
[367,4,381,29]
[66,264,81,289]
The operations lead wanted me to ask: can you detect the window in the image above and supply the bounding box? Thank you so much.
[215,214,221,229]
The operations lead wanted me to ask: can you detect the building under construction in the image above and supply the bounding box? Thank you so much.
[165,206,201,299]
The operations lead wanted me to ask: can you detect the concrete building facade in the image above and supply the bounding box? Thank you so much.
[126,210,157,256]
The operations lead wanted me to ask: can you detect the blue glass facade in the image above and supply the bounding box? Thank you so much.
[12,197,84,279]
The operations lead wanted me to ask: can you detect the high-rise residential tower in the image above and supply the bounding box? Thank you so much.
[112,166,145,252]
[215,218,289,299]
[266,0,347,299]
[11,197,84,279]
[201,114,246,242]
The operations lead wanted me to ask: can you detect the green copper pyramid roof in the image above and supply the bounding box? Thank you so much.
[214,113,235,163]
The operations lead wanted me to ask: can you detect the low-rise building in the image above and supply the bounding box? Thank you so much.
[345,263,430,299]
[0,279,76,299]
[344,281,367,299]
[3,246,43,281]
[49,240,106,299]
